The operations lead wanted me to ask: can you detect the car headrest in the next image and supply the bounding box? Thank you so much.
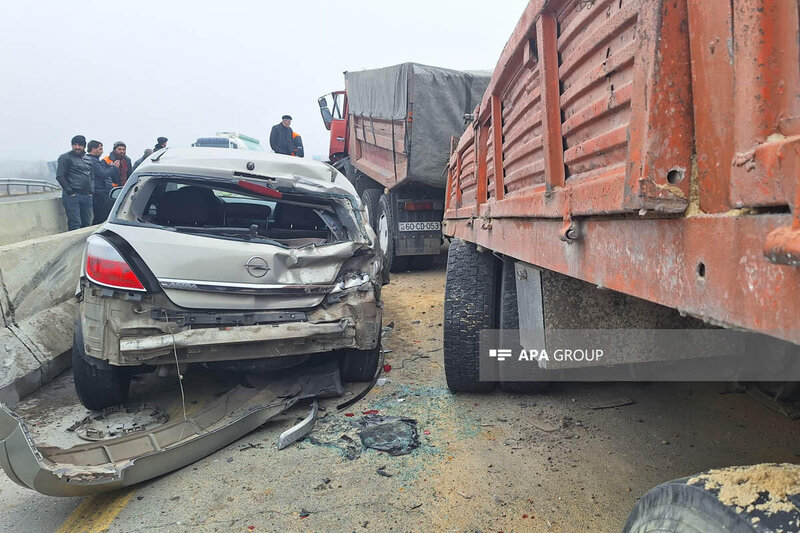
[157,186,219,226]
[225,203,272,220]
[275,203,323,230]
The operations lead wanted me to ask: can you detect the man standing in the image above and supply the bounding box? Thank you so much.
[86,140,119,224]
[270,115,294,155]
[55,135,94,230]
[154,136,168,151]
[133,148,154,172]
[103,141,133,185]
[291,131,304,158]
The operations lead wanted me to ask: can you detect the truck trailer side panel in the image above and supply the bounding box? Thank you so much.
[443,0,800,344]
[346,63,491,190]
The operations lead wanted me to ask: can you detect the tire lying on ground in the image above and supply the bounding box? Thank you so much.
[443,238,499,393]
[624,465,800,533]
[72,320,131,411]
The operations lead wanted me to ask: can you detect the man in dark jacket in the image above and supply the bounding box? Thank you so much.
[269,115,294,155]
[102,141,133,185]
[56,135,94,230]
[154,136,168,151]
[133,148,154,172]
[86,140,119,224]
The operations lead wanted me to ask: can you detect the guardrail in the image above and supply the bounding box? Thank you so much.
[0,178,61,197]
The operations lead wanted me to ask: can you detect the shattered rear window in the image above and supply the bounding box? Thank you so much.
[120,177,354,248]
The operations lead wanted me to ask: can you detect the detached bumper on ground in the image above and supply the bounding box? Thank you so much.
[0,365,342,497]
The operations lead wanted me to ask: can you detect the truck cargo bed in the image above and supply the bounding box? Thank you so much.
[443,0,800,343]
[347,63,490,190]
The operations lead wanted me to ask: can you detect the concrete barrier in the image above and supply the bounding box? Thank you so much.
[0,226,95,405]
[0,192,67,246]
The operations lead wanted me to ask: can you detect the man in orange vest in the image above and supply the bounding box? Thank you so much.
[103,141,133,186]
[291,131,304,158]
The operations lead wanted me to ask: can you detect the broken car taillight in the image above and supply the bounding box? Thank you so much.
[85,235,146,291]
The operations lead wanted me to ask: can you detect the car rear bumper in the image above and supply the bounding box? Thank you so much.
[118,318,359,365]
[80,280,382,367]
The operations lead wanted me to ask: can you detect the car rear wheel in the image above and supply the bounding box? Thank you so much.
[72,320,131,411]
[444,239,499,393]
[340,343,382,382]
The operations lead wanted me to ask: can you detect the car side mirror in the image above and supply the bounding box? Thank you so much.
[109,186,123,200]
[318,97,333,130]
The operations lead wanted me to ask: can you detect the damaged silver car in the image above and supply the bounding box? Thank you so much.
[75,148,384,410]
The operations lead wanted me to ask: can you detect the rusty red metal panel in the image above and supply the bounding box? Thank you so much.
[687,0,734,213]
[536,12,566,191]
[729,0,800,208]
[476,121,488,206]
[491,95,505,201]
[446,213,800,345]
[624,0,693,213]
[442,0,800,341]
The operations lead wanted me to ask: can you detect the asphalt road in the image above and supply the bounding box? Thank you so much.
[1,257,799,532]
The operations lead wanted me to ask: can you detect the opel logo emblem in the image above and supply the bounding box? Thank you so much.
[245,256,270,278]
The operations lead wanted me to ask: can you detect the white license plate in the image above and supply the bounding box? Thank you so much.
[398,221,441,232]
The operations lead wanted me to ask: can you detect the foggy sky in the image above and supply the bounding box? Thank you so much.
[0,0,528,164]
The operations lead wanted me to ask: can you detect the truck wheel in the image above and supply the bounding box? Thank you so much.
[72,320,131,411]
[376,194,407,273]
[360,188,382,228]
[444,239,499,392]
[624,478,765,533]
[340,344,381,382]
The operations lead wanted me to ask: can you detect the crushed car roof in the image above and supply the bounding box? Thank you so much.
[133,147,353,194]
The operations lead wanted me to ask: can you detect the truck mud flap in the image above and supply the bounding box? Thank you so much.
[0,364,343,497]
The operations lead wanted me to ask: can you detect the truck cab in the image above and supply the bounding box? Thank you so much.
[318,91,349,163]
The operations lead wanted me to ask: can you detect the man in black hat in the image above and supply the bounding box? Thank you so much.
[86,140,119,224]
[55,135,94,230]
[102,141,134,185]
[154,137,168,151]
[269,115,294,155]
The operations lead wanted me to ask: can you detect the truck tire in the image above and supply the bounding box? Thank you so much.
[72,320,131,411]
[376,193,409,273]
[499,260,550,393]
[624,478,766,533]
[444,239,499,392]
[340,343,381,382]
[360,188,382,228]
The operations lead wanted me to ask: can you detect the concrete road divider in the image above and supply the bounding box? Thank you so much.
[0,193,67,246]
[0,226,95,405]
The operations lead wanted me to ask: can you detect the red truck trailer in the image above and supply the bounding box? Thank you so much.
[318,64,490,271]
[442,0,800,530]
